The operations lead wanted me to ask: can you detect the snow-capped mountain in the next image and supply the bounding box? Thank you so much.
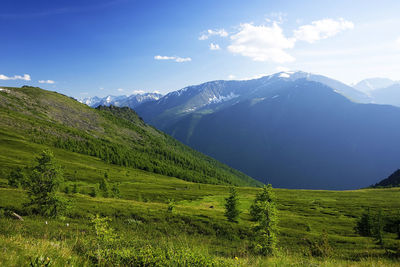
[354,78,400,107]
[134,71,400,190]
[354,78,397,93]
[135,71,370,129]
[80,92,162,109]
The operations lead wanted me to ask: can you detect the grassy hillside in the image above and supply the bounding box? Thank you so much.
[0,127,399,265]
[0,86,260,187]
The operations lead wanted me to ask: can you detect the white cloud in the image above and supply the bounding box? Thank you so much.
[175,57,192,62]
[209,43,220,50]
[153,90,161,94]
[228,74,236,80]
[117,88,124,92]
[0,74,31,81]
[294,18,354,43]
[199,29,228,40]
[38,79,55,84]
[99,87,104,90]
[154,55,174,60]
[132,90,145,94]
[396,37,400,48]
[154,55,191,62]
[227,22,295,63]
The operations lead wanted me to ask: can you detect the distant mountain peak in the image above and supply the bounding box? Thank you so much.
[354,77,397,92]
[79,92,162,109]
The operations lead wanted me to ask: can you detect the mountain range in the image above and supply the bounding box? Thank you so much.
[78,71,400,189]
[80,92,162,109]
[354,78,400,107]
[133,71,400,189]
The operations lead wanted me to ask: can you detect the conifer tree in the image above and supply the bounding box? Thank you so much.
[250,184,278,255]
[355,208,373,236]
[99,178,109,198]
[25,150,66,217]
[250,184,275,221]
[224,187,240,223]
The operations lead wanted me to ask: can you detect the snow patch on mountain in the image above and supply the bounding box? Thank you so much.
[208,92,239,104]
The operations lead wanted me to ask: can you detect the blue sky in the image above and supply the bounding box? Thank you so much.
[1,0,400,98]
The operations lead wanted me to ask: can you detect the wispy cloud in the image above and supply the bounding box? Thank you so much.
[294,18,354,43]
[0,74,31,81]
[227,74,236,80]
[396,37,400,48]
[209,43,221,50]
[199,29,228,40]
[154,55,192,62]
[117,88,124,92]
[228,22,296,63]
[38,79,55,84]
[132,90,145,94]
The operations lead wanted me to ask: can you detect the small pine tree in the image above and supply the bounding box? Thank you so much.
[24,150,67,218]
[111,183,120,198]
[250,184,275,221]
[355,208,373,236]
[224,187,240,223]
[99,178,109,198]
[373,209,384,246]
[89,185,98,197]
[251,184,278,255]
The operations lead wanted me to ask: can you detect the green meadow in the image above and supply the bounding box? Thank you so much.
[1,133,400,266]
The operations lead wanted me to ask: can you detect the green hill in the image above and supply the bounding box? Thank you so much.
[0,86,260,187]
[373,169,400,187]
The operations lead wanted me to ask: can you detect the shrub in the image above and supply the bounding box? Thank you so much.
[305,231,333,258]
[90,215,118,263]
[167,199,175,213]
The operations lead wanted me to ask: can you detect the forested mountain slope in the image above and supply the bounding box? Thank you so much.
[0,86,260,186]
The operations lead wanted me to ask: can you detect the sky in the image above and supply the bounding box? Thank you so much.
[1,0,400,98]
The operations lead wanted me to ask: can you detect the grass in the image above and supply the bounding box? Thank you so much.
[1,137,400,265]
